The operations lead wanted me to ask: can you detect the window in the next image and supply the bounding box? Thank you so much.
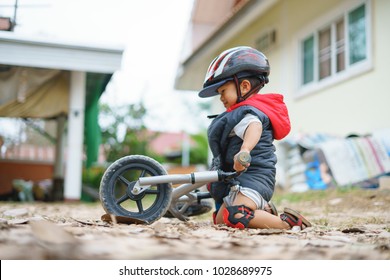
[336,19,346,73]
[349,4,367,64]
[300,2,369,88]
[302,36,314,84]
[318,27,331,80]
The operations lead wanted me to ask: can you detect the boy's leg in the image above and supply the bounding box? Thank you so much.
[215,192,287,229]
[231,193,290,229]
[214,203,227,225]
[215,193,311,230]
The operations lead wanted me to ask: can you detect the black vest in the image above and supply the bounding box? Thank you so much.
[208,106,276,201]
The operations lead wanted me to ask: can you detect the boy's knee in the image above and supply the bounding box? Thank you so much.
[222,205,254,229]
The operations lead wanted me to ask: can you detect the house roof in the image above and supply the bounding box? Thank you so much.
[149,131,188,155]
[0,31,124,73]
[0,31,125,200]
[174,0,278,91]
[0,31,124,118]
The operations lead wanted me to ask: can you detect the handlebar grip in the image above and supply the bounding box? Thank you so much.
[236,151,251,166]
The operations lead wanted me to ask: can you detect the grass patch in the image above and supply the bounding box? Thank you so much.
[313,217,330,226]
[272,189,329,204]
[272,186,369,204]
[343,216,386,228]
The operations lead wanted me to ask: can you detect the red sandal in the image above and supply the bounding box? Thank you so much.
[280,207,312,229]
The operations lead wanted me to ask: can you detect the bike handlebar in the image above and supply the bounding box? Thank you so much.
[217,170,242,182]
[218,151,251,182]
[236,151,252,167]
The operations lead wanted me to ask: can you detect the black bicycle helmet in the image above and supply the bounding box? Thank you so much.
[198,46,270,98]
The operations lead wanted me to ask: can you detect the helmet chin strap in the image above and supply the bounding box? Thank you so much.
[233,75,263,104]
[233,75,243,103]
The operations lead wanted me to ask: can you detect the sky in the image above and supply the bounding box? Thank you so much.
[0,0,209,135]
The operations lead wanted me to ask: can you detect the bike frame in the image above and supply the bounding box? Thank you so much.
[133,170,239,221]
[133,171,219,194]
[100,152,250,223]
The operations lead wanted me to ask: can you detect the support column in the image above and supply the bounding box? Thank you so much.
[51,114,66,201]
[181,132,190,167]
[64,71,86,200]
[54,114,66,178]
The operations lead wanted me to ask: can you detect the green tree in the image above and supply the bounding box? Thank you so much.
[189,131,209,165]
[99,102,161,162]
[164,131,209,166]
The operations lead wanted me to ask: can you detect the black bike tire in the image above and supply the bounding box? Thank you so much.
[165,197,214,219]
[99,155,172,224]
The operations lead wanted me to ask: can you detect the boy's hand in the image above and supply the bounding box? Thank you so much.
[233,151,251,172]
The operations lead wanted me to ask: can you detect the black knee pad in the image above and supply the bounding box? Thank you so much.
[222,205,254,229]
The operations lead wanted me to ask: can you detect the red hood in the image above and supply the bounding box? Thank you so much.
[227,93,291,140]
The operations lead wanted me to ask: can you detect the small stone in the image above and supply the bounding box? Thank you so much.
[3,208,29,217]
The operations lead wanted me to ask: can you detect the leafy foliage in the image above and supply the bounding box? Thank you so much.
[189,131,209,165]
[99,102,161,163]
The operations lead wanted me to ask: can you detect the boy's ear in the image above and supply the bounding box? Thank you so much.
[240,79,251,95]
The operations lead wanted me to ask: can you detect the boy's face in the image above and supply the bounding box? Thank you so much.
[217,79,251,109]
[217,81,237,109]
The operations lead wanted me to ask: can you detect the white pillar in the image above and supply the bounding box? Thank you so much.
[181,132,190,167]
[64,71,86,200]
[54,114,66,178]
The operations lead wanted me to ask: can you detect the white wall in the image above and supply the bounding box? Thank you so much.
[211,0,390,137]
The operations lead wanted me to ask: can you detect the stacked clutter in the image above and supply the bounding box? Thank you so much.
[318,133,390,188]
[277,129,390,192]
[284,145,309,192]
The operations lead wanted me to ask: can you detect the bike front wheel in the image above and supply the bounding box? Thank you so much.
[99,155,172,224]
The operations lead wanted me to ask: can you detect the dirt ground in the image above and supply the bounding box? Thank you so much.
[0,187,389,260]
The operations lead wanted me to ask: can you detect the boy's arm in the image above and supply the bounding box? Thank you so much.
[233,122,262,172]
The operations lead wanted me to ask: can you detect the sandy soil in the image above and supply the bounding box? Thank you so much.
[0,187,389,260]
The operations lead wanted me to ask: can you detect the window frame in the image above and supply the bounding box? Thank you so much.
[296,0,372,99]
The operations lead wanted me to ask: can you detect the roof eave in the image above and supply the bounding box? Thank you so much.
[175,0,278,91]
[0,31,124,74]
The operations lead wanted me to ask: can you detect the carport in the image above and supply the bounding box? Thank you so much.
[0,31,124,200]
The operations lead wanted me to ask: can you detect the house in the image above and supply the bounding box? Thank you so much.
[175,0,390,189]
[0,31,124,200]
[175,0,390,136]
[149,131,190,155]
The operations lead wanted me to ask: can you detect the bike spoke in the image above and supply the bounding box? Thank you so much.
[139,169,147,178]
[116,193,129,205]
[145,188,159,194]
[136,200,144,213]
[118,175,131,186]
